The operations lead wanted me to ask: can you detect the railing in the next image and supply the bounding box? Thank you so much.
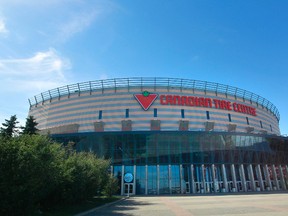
[28,77,280,121]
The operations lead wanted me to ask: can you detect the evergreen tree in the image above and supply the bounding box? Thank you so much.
[21,116,39,135]
[0,115,19,137]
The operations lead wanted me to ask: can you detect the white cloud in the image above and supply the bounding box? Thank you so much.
[0,18,8,34]
[0,48,71,92]
[57,10,100,43]
[0,0,117,44]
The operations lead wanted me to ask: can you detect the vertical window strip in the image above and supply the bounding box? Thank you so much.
[228,113,231,122]
[99,110,102,120]
[181,109,185,118]
[206,111,210,120]
[246,117,249,125]
[154,108,158,117]
[126,109,129,118]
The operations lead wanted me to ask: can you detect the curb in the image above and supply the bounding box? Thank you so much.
[74,197,127,216]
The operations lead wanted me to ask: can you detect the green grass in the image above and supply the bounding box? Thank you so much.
[34,196,121,216]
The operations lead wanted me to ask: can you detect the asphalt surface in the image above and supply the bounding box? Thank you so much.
[77,192,288,216]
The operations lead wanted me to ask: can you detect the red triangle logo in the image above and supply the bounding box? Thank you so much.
[134,91,158,111]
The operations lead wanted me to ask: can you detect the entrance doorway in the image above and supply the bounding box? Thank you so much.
[124,183,134,196]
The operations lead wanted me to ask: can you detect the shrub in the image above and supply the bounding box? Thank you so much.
[0,135,113,216]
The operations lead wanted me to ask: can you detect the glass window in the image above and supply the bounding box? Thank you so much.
[170,165,181,194]
[147,166,157,195]
[136,166,146,195]
[159,165,169,194]
[270,125,273,132]
[260,121,263,128]
[126,109,129,118]
[99,110,102,120]
[154,108,157,117]
[246,117,249,125]
[228,113,231,122]
[181,109,185,118]
[206,111,210,120]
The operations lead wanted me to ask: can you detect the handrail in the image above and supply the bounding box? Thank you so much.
[28,77,280,121]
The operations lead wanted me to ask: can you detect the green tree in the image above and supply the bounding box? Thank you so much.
[0,115,19,137]
[0,134,114,215]
[21,115,39,135]
[0,135,66,215]
[103,175,119,197]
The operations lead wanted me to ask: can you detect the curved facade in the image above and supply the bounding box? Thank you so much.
[28,78,288,195]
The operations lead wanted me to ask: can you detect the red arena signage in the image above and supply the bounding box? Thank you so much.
[160,95,256,116]
[134,91,256,116]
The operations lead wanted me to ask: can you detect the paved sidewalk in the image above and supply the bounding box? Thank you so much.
[78,193,288,216]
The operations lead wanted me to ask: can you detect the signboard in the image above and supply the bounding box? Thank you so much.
[124,173,134,183]
[134,91,257,116]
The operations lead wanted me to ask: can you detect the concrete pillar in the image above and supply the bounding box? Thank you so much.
[240,164,247,192]
[278,165,286,190]
[191,164,195,194]
[157,165,160,195]
[180,164,183,194]
[168,164,172,194]
[248,164,256,191]
[256,164,264,191]
[211,164,216,193]
[264,164,272,190]
[285,165,288,188]
[121,165,125,195]
[201,164,206,193]
[110,165,113,177]
[133,165,137,195]
[272,164,280,190]
[145,165,148,195]
[221,164,228,192]
[231,164,237,192]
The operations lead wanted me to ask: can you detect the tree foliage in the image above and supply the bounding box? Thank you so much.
[0,115,19,137]
[0,135,116,216]
[21,115,39,135]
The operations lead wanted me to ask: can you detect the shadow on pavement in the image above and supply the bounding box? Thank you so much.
[83,197,157,216]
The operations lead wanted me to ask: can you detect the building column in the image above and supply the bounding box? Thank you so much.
[221,164,228,192]
[285,165,288,188]
[201,164,206,193]
[231,164,237,192]
[264,164,272,190]
[121,165,125,195]
[110,165,113,177]
[211,164,216,193]
[272,164,280,190]
[278,165,286,190]
[157,165,160,195]
[133,165,137,195]
[168,164,172,194]
[256,164,264,191]
[145,165,148,195]
[240,164,247,192]
[191,164,195,194]
[248,164,256,191]
[180,164,183,194]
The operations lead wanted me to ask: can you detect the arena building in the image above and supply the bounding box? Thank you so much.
[28,77,288,195]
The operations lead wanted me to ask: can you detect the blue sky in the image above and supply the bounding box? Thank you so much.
[0,0,287,135]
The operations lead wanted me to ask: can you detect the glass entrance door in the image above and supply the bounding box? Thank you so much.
[124,183,134,196]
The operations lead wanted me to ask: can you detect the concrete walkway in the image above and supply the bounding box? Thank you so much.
[78,193,288,216]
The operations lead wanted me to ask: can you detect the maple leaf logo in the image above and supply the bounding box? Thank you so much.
[134,91,158,111]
